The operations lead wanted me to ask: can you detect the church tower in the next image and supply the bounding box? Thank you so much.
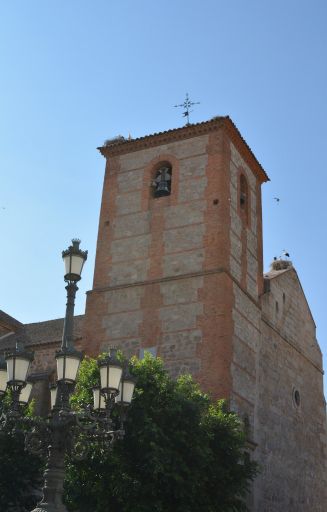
[82,116,327,510]
[84,117,268,426]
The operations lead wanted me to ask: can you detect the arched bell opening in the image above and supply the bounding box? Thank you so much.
[151,162,172,198]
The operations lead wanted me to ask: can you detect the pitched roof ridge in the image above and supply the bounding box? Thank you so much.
[0,310,24,330]
[264,266,293,279]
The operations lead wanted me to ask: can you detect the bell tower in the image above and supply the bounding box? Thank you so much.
[83,117,268,411]
[83,118,327,510]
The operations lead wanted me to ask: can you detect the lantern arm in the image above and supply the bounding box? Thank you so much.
[75,404,98,432]
[0,397,29,431]
[51,404,116,458]
[0,405,49,459]
[69,392,126,450]
[74,397,115,435]
[14,407,90,460]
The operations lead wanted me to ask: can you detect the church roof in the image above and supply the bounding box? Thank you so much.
[0,310,24,332]
[24,315,84,346]
[263,261,316,329]
[0,315,85,351]
[98,116,269,184]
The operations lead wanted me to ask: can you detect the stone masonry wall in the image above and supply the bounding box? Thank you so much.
[262,268,321,366]
[83,122,327,511]
[230,282,261,436]
[229,142,263,300]
[84,128,236,398]
[228,141,263,442]
[254,269,327,511]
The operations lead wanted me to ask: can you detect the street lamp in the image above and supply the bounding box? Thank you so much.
[0,355,7,395]
[19,378,33,405]
[4,342,34,416]
[49,384,58,410]
[0,239,136,512]
[116,365,136,406]
[6,343,33,385]
[62,239,87,283]
[98,348,123,395]
[92,386,106,411]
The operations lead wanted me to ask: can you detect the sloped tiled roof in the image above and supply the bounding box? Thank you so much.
[0,315,84,351]
[0,310,24,331]
[24,315,84,345]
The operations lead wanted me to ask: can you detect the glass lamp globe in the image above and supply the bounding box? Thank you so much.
[62,239,88,282]
[98,348,123,394]
[50,384,58,409]
[115,367,136,406]
[55,348,82,383]
[5,343,34,386]
[19,380,33,404]
[93,387,106,410]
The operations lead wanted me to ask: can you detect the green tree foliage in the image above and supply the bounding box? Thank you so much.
[65,354,257,512]
[0,398,43,512]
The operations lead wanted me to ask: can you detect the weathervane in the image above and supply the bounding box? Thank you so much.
[174,93,200,126]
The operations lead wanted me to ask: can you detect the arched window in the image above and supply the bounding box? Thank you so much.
[239,174,249,224]
[152,163,172,198]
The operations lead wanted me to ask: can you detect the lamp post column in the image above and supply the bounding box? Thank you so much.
[31,240,87,512]
[62,280,79,350]
[32,447,67,512]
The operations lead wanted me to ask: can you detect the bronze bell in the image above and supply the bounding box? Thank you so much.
[153,166,171,197]
[155,180,170,197]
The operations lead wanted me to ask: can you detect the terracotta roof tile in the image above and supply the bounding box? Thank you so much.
[0,315,84,351]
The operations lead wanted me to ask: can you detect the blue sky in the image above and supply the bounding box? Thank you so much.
[1,1,327,375]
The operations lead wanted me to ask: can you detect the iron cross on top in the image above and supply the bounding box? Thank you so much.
[174,93,200,125]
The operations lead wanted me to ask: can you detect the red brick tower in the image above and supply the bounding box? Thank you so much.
[83,117,268,421]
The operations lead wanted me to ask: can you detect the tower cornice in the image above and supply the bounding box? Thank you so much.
[98,116,269,183]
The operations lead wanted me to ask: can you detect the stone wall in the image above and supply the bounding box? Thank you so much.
[228,141,262,451]
[82,121,327,511]
[229,142,263,300]
[255,268,327,511]
[84,128,237,398]
[230,282,261,435]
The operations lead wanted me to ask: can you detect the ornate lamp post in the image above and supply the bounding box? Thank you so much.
[0,240,136,512]
[29,239,88,512]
